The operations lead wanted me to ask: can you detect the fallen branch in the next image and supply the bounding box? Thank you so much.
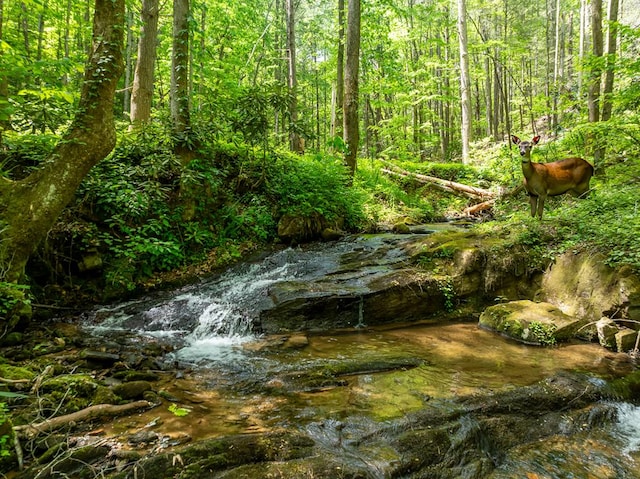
[0,377,30,385]
[14,400,155,438]
[461,185,525,217]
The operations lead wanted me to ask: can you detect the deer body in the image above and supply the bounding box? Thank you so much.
[511,135,594,219]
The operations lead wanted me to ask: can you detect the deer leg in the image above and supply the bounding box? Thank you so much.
[536,194,546,219]
[529,194,538,218]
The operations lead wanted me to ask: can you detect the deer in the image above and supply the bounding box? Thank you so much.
[511,135,594,219]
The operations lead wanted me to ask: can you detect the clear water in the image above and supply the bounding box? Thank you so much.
[84,233,640,477]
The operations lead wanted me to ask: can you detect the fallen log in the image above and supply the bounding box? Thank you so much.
[380,160,495,201]
[14,400,155,438]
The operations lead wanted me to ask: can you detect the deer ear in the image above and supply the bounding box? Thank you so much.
[532,135,541,144]
[511,135,520,145]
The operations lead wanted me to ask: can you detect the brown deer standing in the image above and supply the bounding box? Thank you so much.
[511,135,594,219]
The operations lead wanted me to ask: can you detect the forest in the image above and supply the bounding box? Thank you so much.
[0,0,639,328]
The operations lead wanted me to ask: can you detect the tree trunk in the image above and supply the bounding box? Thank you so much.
[123,9,134,115]
[457,0,472,163]
[286,0,303,153]
[588,0,604,167]
[588,0,603,124]
[343,0,360,178]
[130,0,160,126]
[601,0,619,122]
[171,0,191,140]
[0,0,125,288]
[0,0,10,143]
[331,0,345,140]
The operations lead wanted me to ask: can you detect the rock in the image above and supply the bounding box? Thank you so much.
[78,249,103,272]
[596,317,619,349]
[479,300,584,345]
[78,350,120,364]
[615,328,638,353]
[112,380,153,400]
[277,213,324,244]
[392,222,411,234]
[538,252,640,324]
[128,430,159,446]
[320,227,343,241]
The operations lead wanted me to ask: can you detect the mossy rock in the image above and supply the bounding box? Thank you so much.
[112,380,153,400]
[479,300,584,345]
[0,364,35,381]
[40,374,100,397]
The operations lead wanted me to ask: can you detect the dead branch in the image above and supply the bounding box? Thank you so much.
[14,400,155,439]
[0,377,30,384]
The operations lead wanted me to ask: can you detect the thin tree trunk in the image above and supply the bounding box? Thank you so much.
[343,0,360,178]
[130,0,160,126]
[286,0,303,153]
[552,0,561,132]
[588,0,603,124]
[123,9,134,115]
[331,0,345,140]
[588,0,604,167]
[577,0,587,98]
[457,0,472,163]
[601,0,619,121]
[0,0,9,143]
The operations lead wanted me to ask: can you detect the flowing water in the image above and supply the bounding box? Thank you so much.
[84,232,640,478]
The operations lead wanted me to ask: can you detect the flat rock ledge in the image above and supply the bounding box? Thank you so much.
[479,300,586,345]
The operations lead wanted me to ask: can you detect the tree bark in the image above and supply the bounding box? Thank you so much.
[130,0,160,126]
[600,0,619,122]
[286,0,303,153]
[343,0,360,178]
[331,0,345,140]
[0,0,125,287]
[457,0,472,163]
[588,0,603,124]
[171,0,190,138]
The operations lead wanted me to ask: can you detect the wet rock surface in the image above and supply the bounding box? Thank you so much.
[4,229,640,478]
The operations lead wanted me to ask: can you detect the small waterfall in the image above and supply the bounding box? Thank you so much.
[612,402,640,455]
[85,241,358,363]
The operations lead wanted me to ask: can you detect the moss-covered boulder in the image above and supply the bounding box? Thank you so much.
[479,300,585,345]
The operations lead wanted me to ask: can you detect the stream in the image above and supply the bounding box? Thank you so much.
[82,230,640,478]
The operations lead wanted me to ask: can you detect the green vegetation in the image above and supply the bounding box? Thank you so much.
[2,119,638,305]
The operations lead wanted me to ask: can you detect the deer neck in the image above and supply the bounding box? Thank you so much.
[520,154,535,180]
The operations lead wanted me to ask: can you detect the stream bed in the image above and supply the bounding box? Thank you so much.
[75,231,640,478]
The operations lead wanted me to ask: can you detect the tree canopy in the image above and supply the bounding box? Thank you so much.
[1,0,637,160]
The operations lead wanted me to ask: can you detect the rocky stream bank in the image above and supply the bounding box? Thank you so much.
[2,227,640,478]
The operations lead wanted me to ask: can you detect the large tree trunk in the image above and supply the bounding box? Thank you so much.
[130,0,160,126]
[343,0,360,178]
[0,0,124,294]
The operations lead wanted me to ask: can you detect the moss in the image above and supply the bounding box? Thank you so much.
[40,374,99,397]
[0,364,35,381]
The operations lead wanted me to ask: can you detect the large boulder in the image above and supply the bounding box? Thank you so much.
[479,300,585,345]
[537,252,640,323]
